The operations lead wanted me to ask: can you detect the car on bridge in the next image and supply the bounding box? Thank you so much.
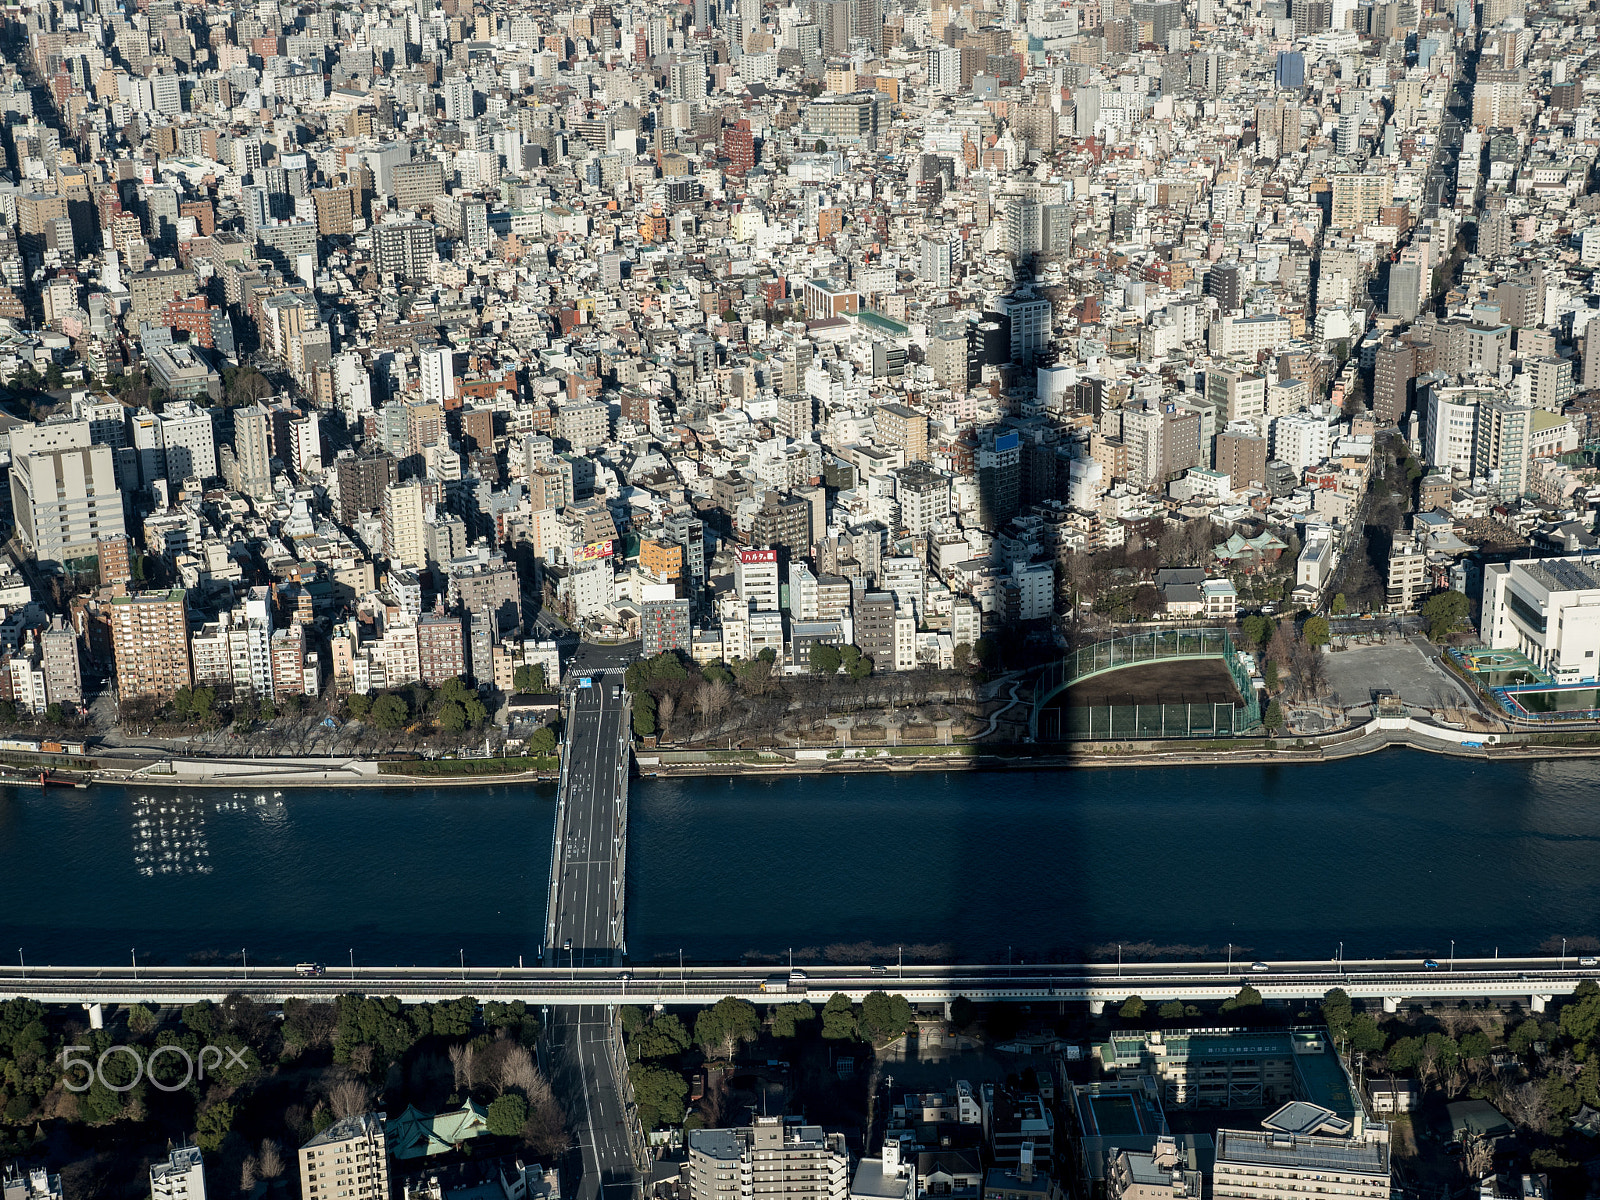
[1250,961,1269,972]
[1424,959,1440,969]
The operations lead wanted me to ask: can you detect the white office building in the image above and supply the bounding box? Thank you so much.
[1483,555,1600,682]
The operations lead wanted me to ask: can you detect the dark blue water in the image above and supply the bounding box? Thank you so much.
[4,752,1600,967]
[0,782,558,969]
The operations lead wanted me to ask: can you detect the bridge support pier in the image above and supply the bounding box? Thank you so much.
[1089,999,1106,1016]
[1533,994,1553,1013]
[84,1002,102,1030]
[1383,996,1402,1013]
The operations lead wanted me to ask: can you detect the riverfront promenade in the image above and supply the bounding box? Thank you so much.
[543,672,638,1200]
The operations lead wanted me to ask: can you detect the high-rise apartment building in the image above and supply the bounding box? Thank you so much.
[372,220,437,279]
[734,547,780,612]
[874,404,929,463]
[421,347,457,408]
[1372,341,1417,426]
[297,1114,390,1200]
[641,583,691,656]
[159,401,217,483]
[1474,398,1533,500]
[230,404,274,498]
[111,589,192,703]
[993,294,1051,367]
[9,431,125,571]
[383,481,428,569]
[688,1118,849,1200]
[1329,174,1394,228]
[41,616,82,706]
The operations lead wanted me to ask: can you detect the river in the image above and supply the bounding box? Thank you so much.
[3,751,1599,968]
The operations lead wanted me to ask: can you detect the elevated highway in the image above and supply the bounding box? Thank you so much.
[4,956,1592,1014]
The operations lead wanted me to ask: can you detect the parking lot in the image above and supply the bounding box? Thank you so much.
[1320,638,1476,713]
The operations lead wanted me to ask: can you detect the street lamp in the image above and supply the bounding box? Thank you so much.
[242,948,247,980]
[680,948,685,996]
[460,948,466,982]
[349,948,354,977]
[1118,943,1123,978]
[1338,941,1343,973]
[1450,940,1455,971]
[1562,938,1568,971]
[17,949,21,976]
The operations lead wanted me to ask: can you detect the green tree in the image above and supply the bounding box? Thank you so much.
[1220,985,1264,1013]
[840,644,872,680]
[1322,988,1353,1039]
[487,1094,529,1136]
[1348,1014,1387,1054]
[631,1014,691,1060]
[1120,996,1147,1021]
[821,992,858,1039]
[632,690,657,738]
[1303,615,1331,646]
[949,996,975,1028]
[437,702,467,733]
[1240,615,1269,647]
[195,1101,235,1151]
[125,1003,157,1035]
[1331,593,1348,615]
[346,693,372,718]
[371,694,409,730]
[1264,661,1279,692]
[1460,1031,1492,1063]
[859,992,913,1041]
[1543,1072,1580,1123]
[1421,590,1469,641]
[1509,1019,1542,1056]
[621,1006,647,1035]
[695,997,761,1058]
[1388,1035,1424,1072]
[258,701,277,722]
[529,727,558,756]
[1424,1032,1461,1075]
[770,1002,816,1038]
[1561,990,1600,1049]
[182,1000,220,1040]
[629,1063,688,1128]
[514,664,548,694]
[809,643,842,675]
[1263,700,1284,732]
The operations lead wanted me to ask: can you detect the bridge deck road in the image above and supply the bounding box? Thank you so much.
[548,674,634,1200]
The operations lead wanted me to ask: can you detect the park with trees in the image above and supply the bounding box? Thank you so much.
[0,992,567,1200]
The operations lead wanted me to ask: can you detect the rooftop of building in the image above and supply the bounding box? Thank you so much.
[1214,1129,1389,1177]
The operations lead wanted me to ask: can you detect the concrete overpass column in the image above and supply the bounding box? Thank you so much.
[84,1002,103,1030]
[943,1001,953,1020]
[1533,995,1553,1013]
[1383,996,1402,1013]
[1089,999,1106,1016]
